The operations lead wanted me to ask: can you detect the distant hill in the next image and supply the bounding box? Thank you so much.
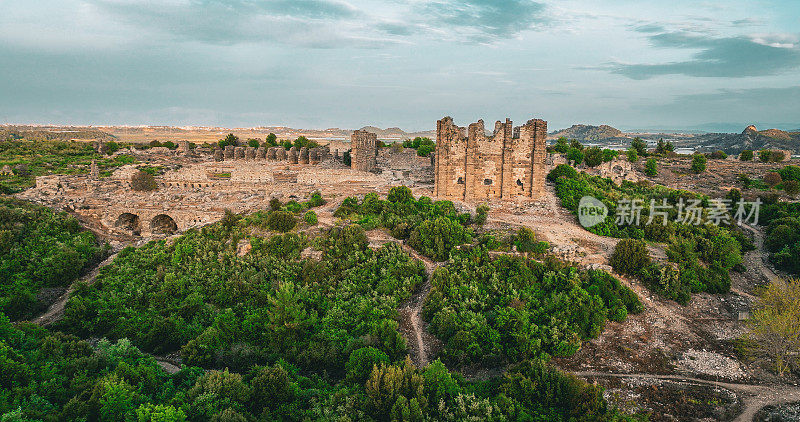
[548,124,623,141]
[0,125,115,142]
[357,126,433,140]
[692,125,800,154]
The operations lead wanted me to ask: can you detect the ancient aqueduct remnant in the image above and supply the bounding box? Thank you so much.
[350,129,378,172]
[435,116,547,201]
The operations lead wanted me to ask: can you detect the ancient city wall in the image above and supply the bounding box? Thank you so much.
[435,116,547,201]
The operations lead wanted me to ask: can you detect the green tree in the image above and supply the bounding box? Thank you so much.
[553,137,569,153]
[691,154,707,173]
[626,148,638,163]
[645,158,658,177]
[583,147,603,167]
[740,150,754,161]
[745,278,800,376]
[345,347,389,384]
[655,139,674,154]
[265,133,277,146]
[219,134,238,148]
[631,137,647,156]
[247,139,260,148]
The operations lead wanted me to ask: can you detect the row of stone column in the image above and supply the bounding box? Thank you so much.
[213,146,333,164]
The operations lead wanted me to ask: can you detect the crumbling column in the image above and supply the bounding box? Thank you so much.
[309,149,319,164]
[178,140,190,154]
[299,147,309,164]
[277,148,287,161]
[234,147,245,160]
[256,147,266,160]
[288,148,298,164]
[245,147,256,160]
[224,145,235,159]
[351,129,378,171]
[213,149,224,162]
[267,147,277,161]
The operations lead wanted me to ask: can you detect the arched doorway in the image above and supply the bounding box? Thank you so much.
[150,214,178,234]
[114,213,141,235]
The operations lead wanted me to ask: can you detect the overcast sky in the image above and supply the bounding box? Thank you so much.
[1,0,799,131]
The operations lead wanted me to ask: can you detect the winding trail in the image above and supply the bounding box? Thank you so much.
[31,250,120,326]
[398,248,442,367]
[739,223,781,285]
[573,371,800,422]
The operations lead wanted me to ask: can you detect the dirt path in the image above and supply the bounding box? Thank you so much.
[573,371,800,422]
[740,224,781,285]
[364,231,442,367]
[31,250,120,326]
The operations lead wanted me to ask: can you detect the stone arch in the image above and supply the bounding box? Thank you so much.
[114,212,141,234]
[150,214,178,234]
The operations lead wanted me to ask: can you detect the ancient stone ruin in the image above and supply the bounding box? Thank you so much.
[434,116,547,201]
[351,129,378,172]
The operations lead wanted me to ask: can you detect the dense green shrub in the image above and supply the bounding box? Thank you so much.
[547,164,578,182]
[626,148,638,163]
[387,185,413,203]
[610,239,650,275]
[691,154,707,173]
[710,150,727,159]
[785,181,800,195]
[740,150,754,161]
[423,249,642,366]
[779,165,800,182]
[645,158,658,177]
[407,217,471,261]
[566,147,584,164]
[0,198,103,319]
[269,198,282,211]
[303,210,318,225]
[553,172,745,302]
[266,211,296,232]
[474,204,489,226]
[514,227,549,254]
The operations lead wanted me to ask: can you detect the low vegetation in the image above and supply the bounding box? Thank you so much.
[0,198,105,319]
[335,186,474,261]
[424,248,642,366]
[552,168,749,304]
[744,278,800,376]
[0,139,137,193]
[0,204,645,421]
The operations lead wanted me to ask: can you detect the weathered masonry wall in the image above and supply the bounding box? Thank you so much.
[351,129,378,172]
[434,116,547,201]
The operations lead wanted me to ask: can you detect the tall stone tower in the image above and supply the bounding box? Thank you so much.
[351,129,378,172]
[434,116,547,201]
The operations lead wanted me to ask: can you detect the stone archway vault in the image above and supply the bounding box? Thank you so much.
[150,214,178,234]
[114,212,141,233]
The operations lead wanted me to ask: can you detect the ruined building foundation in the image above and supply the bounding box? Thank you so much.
[434,116,547,201]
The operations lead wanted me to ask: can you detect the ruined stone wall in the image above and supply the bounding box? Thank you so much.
[435,116,547,201]
[351,130,378,172]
